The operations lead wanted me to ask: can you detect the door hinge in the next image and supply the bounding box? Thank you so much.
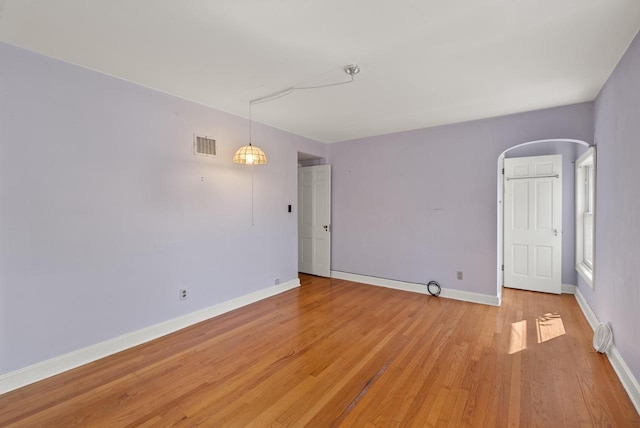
[502,168,505,175]
[501,264,504,271]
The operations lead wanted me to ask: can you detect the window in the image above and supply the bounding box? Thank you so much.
[576,147,595,287]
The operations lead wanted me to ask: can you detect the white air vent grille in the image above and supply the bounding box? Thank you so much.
[194,134,217,157]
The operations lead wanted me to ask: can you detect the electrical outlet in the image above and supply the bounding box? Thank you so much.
[179,289,188,301]
[275,278,280,285]
[456,271,463,280]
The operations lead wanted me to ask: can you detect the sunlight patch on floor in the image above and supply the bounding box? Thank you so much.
[509,320,527,354]
[536,312,565,343]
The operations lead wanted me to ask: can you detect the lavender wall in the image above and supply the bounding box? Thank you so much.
[328,103,593,296]
[0,42,326,374]
[581,30,640,382]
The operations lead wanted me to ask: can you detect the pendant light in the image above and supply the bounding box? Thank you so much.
[232,144,267,165]
[233,101,267,165]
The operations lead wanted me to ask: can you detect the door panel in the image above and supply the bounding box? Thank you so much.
[298,165,331,277]
[504,155,562,294]
[513,181,529,229]
[535,181,553,230]
[512,245,528,275]
[535,245,553,278]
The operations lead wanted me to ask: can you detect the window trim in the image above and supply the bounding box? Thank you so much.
[575,147,596,288]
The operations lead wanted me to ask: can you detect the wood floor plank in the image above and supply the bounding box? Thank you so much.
[1,275,638,427]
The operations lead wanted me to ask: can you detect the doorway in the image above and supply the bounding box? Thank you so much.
[503,154,562,293]
[297,153,331,277]
[496,139,591,302]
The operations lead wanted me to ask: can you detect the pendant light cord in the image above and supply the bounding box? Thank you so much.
[249,101,253,145]
[251,74,353,105]
[250,66,359,105]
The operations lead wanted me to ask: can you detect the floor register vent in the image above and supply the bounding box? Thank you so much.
[593,323,613,353]
[194,134,217,157]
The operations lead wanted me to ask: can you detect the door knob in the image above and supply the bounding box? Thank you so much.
[554,229,559,236]
[323,225,329,232]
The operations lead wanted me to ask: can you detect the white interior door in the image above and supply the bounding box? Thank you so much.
[298,165,331,277]
[504,155,562,294]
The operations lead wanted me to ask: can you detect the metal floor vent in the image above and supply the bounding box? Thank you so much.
[194,134,217,157]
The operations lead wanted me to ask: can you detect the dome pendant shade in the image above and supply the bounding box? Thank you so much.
[233,144,267,165]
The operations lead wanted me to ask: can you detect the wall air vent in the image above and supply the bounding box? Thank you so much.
[193,134,217,157]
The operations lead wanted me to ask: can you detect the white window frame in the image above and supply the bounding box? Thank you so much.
[575,147,596,288]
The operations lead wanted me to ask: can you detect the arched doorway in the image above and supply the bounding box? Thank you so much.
[496,139,591,303]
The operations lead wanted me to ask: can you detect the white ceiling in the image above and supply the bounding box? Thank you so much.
[1,1,639,143]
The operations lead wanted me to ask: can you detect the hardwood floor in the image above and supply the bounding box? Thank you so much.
[1,274,638,427]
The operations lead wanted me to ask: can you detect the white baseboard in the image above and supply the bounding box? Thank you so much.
[573,287,640,415]
[330,271,500,306]
[0,278,300,395]
[573,286,598,330]
[561,283,577,294]
[608,346,640,416]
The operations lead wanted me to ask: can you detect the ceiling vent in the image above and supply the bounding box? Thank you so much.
[194,134,217,157]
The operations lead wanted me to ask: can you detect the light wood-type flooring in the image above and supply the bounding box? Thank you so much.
[1,274,639,427]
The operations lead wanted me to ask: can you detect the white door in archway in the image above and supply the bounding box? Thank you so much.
[298,165,331,277]
[504,155,562,294]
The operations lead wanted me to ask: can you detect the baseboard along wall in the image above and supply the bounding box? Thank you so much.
[563,284,640,416]
[330,271,501,306]
[0,279,300,395]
